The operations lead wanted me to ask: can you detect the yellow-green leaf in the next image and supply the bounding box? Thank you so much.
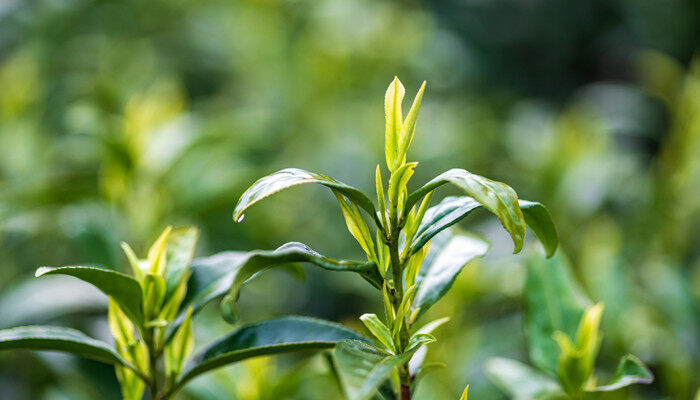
[385,77,405,170]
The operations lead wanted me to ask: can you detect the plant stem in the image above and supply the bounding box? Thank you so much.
[145,329,159,400]
[388,207,412,400]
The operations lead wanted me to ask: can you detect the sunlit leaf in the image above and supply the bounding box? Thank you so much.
[385,77,405,170]
[163,226,199,296]
[586,355,653,392]
[486,357,567,400]
[233,168,378,224]
[0,325,128,366]
[360,313,395,353]
[397,81,426,162]
[406,169,525,253]
[35,266,144,330]
[412,234,489,319]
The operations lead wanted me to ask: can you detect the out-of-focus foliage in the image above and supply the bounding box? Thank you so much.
[0,0,698,399]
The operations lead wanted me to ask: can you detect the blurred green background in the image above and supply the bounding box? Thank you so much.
[0,0,698,399]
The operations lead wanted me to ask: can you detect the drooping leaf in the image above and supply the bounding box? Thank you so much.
[233,168,378,224]
[219,242,383,323]
[524,254,590,376]
[586,354,653,392]
[164,226,199,297]
[412,234,489,319]
[405,169,526,253]
[0,325,127,366]
[486,357,567,400]
[35,266,144,330]
[519,200,558,257]
[172,316,365,392]
[333,339,416,400]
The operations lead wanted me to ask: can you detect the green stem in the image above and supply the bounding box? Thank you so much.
[388,203,412,399]
[145,329,159,400]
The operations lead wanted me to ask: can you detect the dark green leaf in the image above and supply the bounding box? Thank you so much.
[219,242,383,324]
[333,340,416,400]
[524,254,590,375]
[0,325,127,366]
[406,169,525,253]
[35,266,144,330]
[174,316,365,390]
[233,168,378,224]
[412,234,489,319]
[586,355,653,392]
[410,196,480,256]
[164,226,199,297]
[486,357,567,400]
[410,197,558,258]
[519,200,558,257]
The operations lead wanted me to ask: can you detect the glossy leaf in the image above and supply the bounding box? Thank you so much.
[410,196,480,256]
[405,169,526,253]
[411,362,446,393]
[388,162,417,208]
[164,226,199,296]
[233,168,378,224]
[412,234,489,319]
[333,339,416,400]
[486,357,567,400]
[35,266,144,329]
[174,316,365,390]
[519,200,558,257]
[524,254,590,376]
[360,314,395,353]
[397,81,426,162]
[385,77,405,169]
[586,355,653,392]
[0,325,127,366]
[219,242,383,323]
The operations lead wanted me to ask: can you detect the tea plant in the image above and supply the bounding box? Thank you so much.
[487,255,653,399]
[0,226,370,399]
[231,77,559,400]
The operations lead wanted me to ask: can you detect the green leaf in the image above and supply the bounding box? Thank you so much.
[412,317,449,336]
[173,316,365,391]
[335,194,377,261]
[35,266,144,330]
[405,333,435,353]
[360,313,395,353]
[333,339,416,400]
[164,226,199,297]
[524,254,590,375]
[388,162,417,208]
[397,81,426,162]
[410,196,481,256]
[0,325,127,366]
[165,307,194,382]
[519,200,558,257]
[406,169,526,253]
[385,77,405,170]
[410,197,558,258]
[412,234,489,319]
[219,242,383,324]
[586,355,653,392]
[486,357,567,400]
[233,168,378,225]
